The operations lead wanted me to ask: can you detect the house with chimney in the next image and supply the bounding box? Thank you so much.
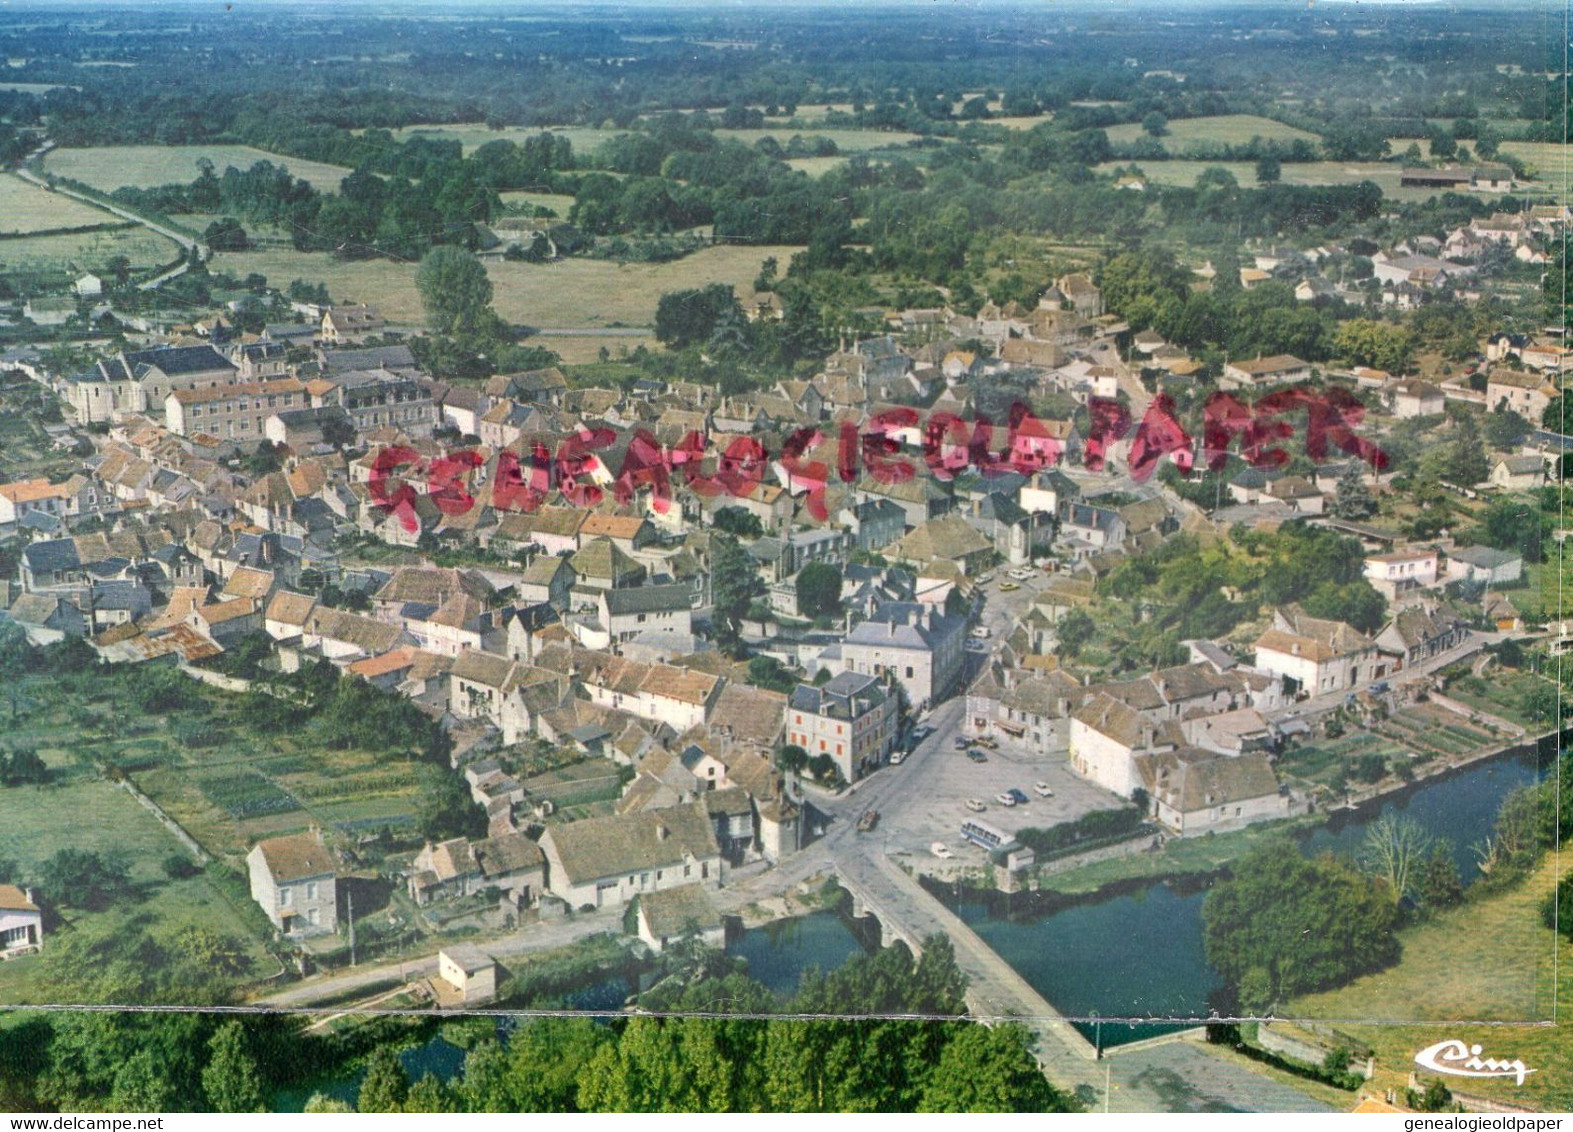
[1253,607,1382,696]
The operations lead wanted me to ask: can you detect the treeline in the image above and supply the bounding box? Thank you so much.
[0,935,1073,1112]
[346,935,1072,1114]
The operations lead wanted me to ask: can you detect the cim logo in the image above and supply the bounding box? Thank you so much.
[1414,1039,1535,1087]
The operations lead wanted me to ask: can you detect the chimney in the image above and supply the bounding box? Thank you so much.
[1291,642,1301,657]
[24,887,36,907]
[655,823,670,841]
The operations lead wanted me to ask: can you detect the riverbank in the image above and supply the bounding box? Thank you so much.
[938,733,1561,903]
[1290,854,1568,1112]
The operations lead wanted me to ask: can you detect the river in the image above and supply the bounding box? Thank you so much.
[939,744,1552,1048]
[270,909,870,1109]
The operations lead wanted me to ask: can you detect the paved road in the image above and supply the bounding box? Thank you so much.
[12,162,206,288]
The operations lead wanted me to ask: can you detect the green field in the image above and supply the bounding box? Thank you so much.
[784,156,848,177]
[1500,141,1569,184]
[0,172,120,232]
[1293,857,1566,1110]
[1104,114,1320,152]
[380,123,631,158]
[1093,158,1489,203]
[44,144,355,192]
[214,241,801,328]
[499,190,577,217]
[0,224,179,275]
[713,126,925,151]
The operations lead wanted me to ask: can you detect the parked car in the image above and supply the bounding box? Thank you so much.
[1009,568,1033,580]
[953,736,970,750]
[975,736,999,750]
[889,750,905,765]
[995,792,1017,807]
[977,572,995,584]
[967,749,989,763]
[969,626,991,639]
[1007,788,1030,805]
[999,582,1020,592]
[930,842,954,859]
[1034,781,1054,797]
[964,798,986,813]
[857,808,879,833]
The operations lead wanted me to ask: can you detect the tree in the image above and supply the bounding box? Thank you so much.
[796,562,843,619]
[1444,414,1490,487]
[41,849,131,911]
[1254,155,1281,185]
[1542,874,1573,940]
[1360,814,1430,905]
[747,654,796,693]
[405,1075,458,1113]
[711,506,763,539]
[711,533,758,655]
[1141,111,1168,138]
[202,217,248,252]
[0,747,47,787]
[416,246,494,336]
[202,1021,265,1113]
[1544,394,1572,435]
[1416,842,1464,914]
[654,284,743,351]
[917,1023,1073,1112]
[1202,839,1400,1011]
[1483,408,1531,452]
[414,764,484,842]
[358,1047,409,1113]
[1330,465,1376,520]
[1468,499,1545,564]
[1056,608,1095,657]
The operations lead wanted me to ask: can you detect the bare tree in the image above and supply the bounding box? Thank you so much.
[1361,814,1431,904]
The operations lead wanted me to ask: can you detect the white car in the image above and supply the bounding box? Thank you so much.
[995,791,1017,807]
[889,750,905,765]
[970,626,991,639]
[1034,781,1054,797]
[1009,568,1034,581]
[930,842,954,859]
[964,798,986,813]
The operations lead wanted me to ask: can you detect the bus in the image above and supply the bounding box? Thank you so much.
[960,819,1012,852]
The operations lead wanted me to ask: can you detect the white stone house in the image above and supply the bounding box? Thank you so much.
[246,830,338,937]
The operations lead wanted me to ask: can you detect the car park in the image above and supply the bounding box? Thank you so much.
[930,842,954,859]
[995,792,1016,807]
[1034,781,1054,797]
[964,798,986,813]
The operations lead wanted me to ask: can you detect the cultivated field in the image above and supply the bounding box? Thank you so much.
[44,144,355,192]
[0,172,119,233]
[1500,140,1569,184]
[213,242,802,329]
[0,224,180,274]
[1104,114,1321,152]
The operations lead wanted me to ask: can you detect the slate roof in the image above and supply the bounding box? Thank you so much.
[604,584,692,616]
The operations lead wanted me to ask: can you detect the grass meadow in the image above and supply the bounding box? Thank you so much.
[1103,114,1320,152]
[213,241,801,328]
[44,144,355,192]
[1292,855,1567,1110]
